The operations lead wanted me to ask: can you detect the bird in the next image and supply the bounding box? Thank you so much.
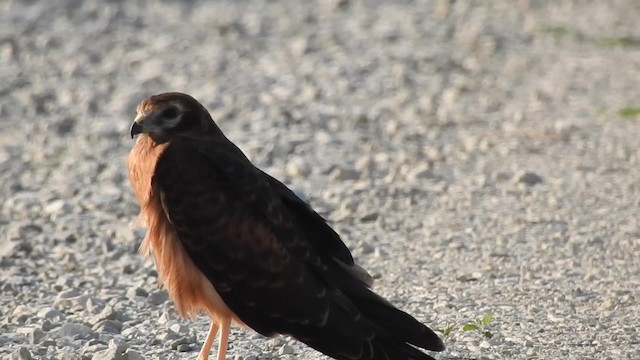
[127,92,445,360]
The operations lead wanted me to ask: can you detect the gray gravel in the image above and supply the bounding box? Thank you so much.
[1,0,639,359]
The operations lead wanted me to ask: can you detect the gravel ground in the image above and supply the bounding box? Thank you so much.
[1,0,639,359]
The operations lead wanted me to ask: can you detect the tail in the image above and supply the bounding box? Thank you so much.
[351,288,445,352]
[293,288,444,360]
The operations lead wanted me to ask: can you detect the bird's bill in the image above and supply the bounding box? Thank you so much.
[130,120,143,138]
[130,112,146,138]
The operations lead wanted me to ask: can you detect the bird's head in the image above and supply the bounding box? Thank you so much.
[130,92,219,143]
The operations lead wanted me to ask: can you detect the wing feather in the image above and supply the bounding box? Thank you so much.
[152,135,441,359]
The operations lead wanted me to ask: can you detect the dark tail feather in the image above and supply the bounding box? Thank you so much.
[354,289,445,352]
[299,304,438,360]
[325,262,445,353]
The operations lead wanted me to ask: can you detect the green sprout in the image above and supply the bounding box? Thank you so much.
[601,37,640,48]
[462,313,494,338]
[618,107,640,118]
[435,323,456,338]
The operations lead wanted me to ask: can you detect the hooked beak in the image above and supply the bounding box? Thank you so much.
[130,113,144,138]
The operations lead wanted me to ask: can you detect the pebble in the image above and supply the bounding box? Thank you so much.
[55,289,81,300]
[83,344,108,356]
[147,290,169,306]
[17,327,45,344]
[278,344,294,355]
[93,319,123,334]
[41,319,55,331]
[44,199,70,214]
[57,323,96,340]
[267,338,286,349]
[37,307,65,322]
[516,171,543,186]
[124,349,145,360]
[285,157,312,178]
[126,287,149,299]
[10,347,33,360]
[90,306,118,325]
[176,343,193,352]
[329,167,360,181]
[169,335,195,350]
[168,323,189,334]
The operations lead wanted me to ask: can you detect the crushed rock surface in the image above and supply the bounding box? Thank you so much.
[1,0,639,359]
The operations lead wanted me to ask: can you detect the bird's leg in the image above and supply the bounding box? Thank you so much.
[216,318,231,360]
[197,321,219,360]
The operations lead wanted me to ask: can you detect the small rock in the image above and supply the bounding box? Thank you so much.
[289,36,309,57]
[102,238,115,253]
[56,288,81,299]
[285,157,311,178]
[354,156,374,174]
[373,247,388,259]
[330,167,360,181]
[63,253,78,271]
[120,328,138,340]
[92,348,119,360]
[360,212,379,222]
[53,276,74,291]
[340,199,358,212]
[37,307,65,322]
[267,338,285,349]
[41,319,54,331]
[124,349,145,360]
[90,306,118,325]
[601,297,616,310]
[157,311,172,324]
[1,282,14,293]
[147,290,169,306]
[278,344,294,355]
[44,199,70,214]
[356,242,375,255]
[122,264,137,275]
[169,335,194,350]
[516,171,543,186]
[57,322,96,339]
[83,344,109,356]
[92,339,128,360]
[41,339,57,347]
[169,323,189,334]
[17,327,45,344]
[12,305,32,316]
[10,347,33,360]
[86,297,106,314]
[126,287,148,299]
[408,164,433,180]
[158,331,180,344]
[176,343,193,352]
[93,319,123,334]
[54,289,83,308]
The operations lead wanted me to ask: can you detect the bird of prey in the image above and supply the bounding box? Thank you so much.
[127,92,445,360]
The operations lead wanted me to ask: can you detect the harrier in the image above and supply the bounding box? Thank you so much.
[127,92,444,360]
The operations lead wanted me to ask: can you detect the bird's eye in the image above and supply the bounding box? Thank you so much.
[161,107,179,119]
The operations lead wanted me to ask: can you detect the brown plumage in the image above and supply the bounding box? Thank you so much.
[127,92,445,360]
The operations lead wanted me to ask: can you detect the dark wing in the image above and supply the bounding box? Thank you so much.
[259,169,354,265]
[153,136,442,360]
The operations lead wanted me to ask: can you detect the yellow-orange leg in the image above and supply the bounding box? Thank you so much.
[197,322,219,360]
[216,318,231,360]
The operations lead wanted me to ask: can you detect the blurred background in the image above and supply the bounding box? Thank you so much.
[1,0,639,359]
